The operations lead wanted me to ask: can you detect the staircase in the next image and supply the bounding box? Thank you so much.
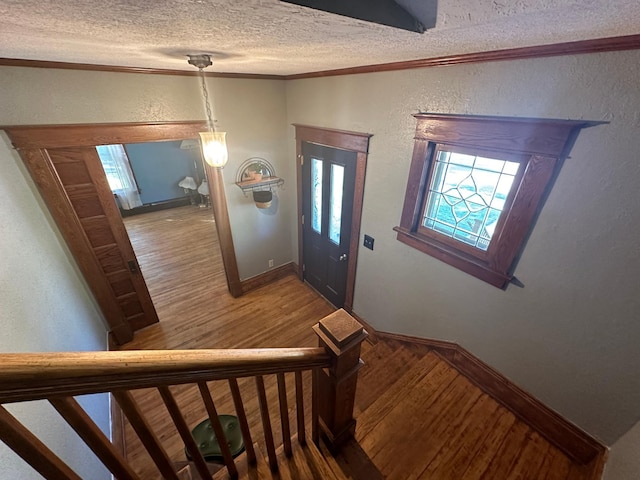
[0,310,366,480]
[206,434,346,480]
[0,308,608,479]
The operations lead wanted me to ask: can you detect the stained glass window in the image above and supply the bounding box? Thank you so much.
[422,150,519,251]
[311,158,323,234]
[396,114,585,288]
[329,164,344,245]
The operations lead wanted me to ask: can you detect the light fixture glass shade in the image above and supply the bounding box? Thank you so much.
[197,179,209,195]
[199,131,228,167]
[178,176,197,190]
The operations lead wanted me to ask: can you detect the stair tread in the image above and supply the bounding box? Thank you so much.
[355,339,432,412]
[212,436,348,480]
[355,351,443,441]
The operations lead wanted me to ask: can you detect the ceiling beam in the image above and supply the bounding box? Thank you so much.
[280,0,435,33]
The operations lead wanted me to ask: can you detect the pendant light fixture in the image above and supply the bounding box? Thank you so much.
[188,54,228,168]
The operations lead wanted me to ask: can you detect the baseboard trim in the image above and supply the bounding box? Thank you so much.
[348,311,380,345]
[120,197,192,217]
[240,262,297,294]
[350,311,605,465]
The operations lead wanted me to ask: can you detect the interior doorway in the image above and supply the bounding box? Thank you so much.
[122,205,225,326]
[294,124,372,312]
[5,121,241,344]
[93,138,225,326]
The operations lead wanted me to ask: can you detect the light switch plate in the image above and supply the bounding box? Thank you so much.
[364,234,374,250]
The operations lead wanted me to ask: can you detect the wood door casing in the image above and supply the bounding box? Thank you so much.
[4,121,244,345]
[294,125,372,312]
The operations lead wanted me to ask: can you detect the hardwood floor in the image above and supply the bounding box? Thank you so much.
[119,206,605,479]
[124,205,229,332]
[350,339,605,479]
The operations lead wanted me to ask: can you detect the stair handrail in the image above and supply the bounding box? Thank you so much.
[0,347,330,403]
[0,309,368,479]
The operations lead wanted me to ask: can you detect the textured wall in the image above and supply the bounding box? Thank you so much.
[0,133,110,479]
[213,78,293,280]
[604,419,640,479]
[285,50,640,445]
[0,66,291,282]
[1,49,639,461]
[0,66,290,476]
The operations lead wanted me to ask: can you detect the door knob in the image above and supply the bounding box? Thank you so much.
[339,253,348,262]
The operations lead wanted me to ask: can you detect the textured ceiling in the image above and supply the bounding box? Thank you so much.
[0,0,639,75]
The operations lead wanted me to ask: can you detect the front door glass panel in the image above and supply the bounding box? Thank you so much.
[329,164,345,245]
[311,157,323,234]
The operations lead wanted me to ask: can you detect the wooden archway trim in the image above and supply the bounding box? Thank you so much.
[293,124,372,312]
[3,121,242,343]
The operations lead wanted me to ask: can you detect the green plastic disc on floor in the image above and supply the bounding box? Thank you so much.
[185,415,245,462]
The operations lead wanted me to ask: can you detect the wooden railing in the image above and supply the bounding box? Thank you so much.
[0,309,367,479]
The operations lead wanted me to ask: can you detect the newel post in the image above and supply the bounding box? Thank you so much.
[312,309,368,452]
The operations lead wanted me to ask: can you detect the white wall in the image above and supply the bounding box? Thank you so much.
[0,66,291,281]
[604,420,640,479]
[213,79,293,279]
[0,66,290,477]
[285,50,640,446]
[2,49,639,468]
[0,133,110,478]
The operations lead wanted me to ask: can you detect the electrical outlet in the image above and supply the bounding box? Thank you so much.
[364,235,374,250]
[268,259,274,268]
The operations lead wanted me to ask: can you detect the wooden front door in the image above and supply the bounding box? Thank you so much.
[295,124,372,312]
[302,142,357,308]
[5,122,219,345]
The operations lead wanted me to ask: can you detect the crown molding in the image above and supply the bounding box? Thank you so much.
[1,33,639,80]
[286,33,640,79]
[0,57,284,80]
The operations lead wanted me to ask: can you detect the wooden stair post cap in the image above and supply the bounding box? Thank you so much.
[313,309,367,355]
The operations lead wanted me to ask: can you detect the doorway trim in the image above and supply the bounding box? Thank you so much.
[4,121,243,339]
[293,124,372,312]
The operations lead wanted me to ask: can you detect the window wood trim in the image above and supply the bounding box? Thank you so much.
[394,114,590,289]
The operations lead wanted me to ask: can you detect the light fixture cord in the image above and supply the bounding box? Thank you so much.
[198,67,216,132]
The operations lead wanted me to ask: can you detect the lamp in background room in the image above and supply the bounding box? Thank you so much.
[187,54,228,168]
[178,176,197,192]
[178,176,198,205]
[198,179,211,208]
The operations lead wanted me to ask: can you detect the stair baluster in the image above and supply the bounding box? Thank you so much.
[49,396,140,480]
[295,371,306,446]
[113,389,180,480]
[0,405,83,480]
[0,310,366,479]
[158,386,213,480]
[197,381,238,478]
[254,375,278,471]
[276,373,292,457]
[228,378,256,465]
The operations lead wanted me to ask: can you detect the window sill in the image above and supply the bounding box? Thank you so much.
[393,226,512,288]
